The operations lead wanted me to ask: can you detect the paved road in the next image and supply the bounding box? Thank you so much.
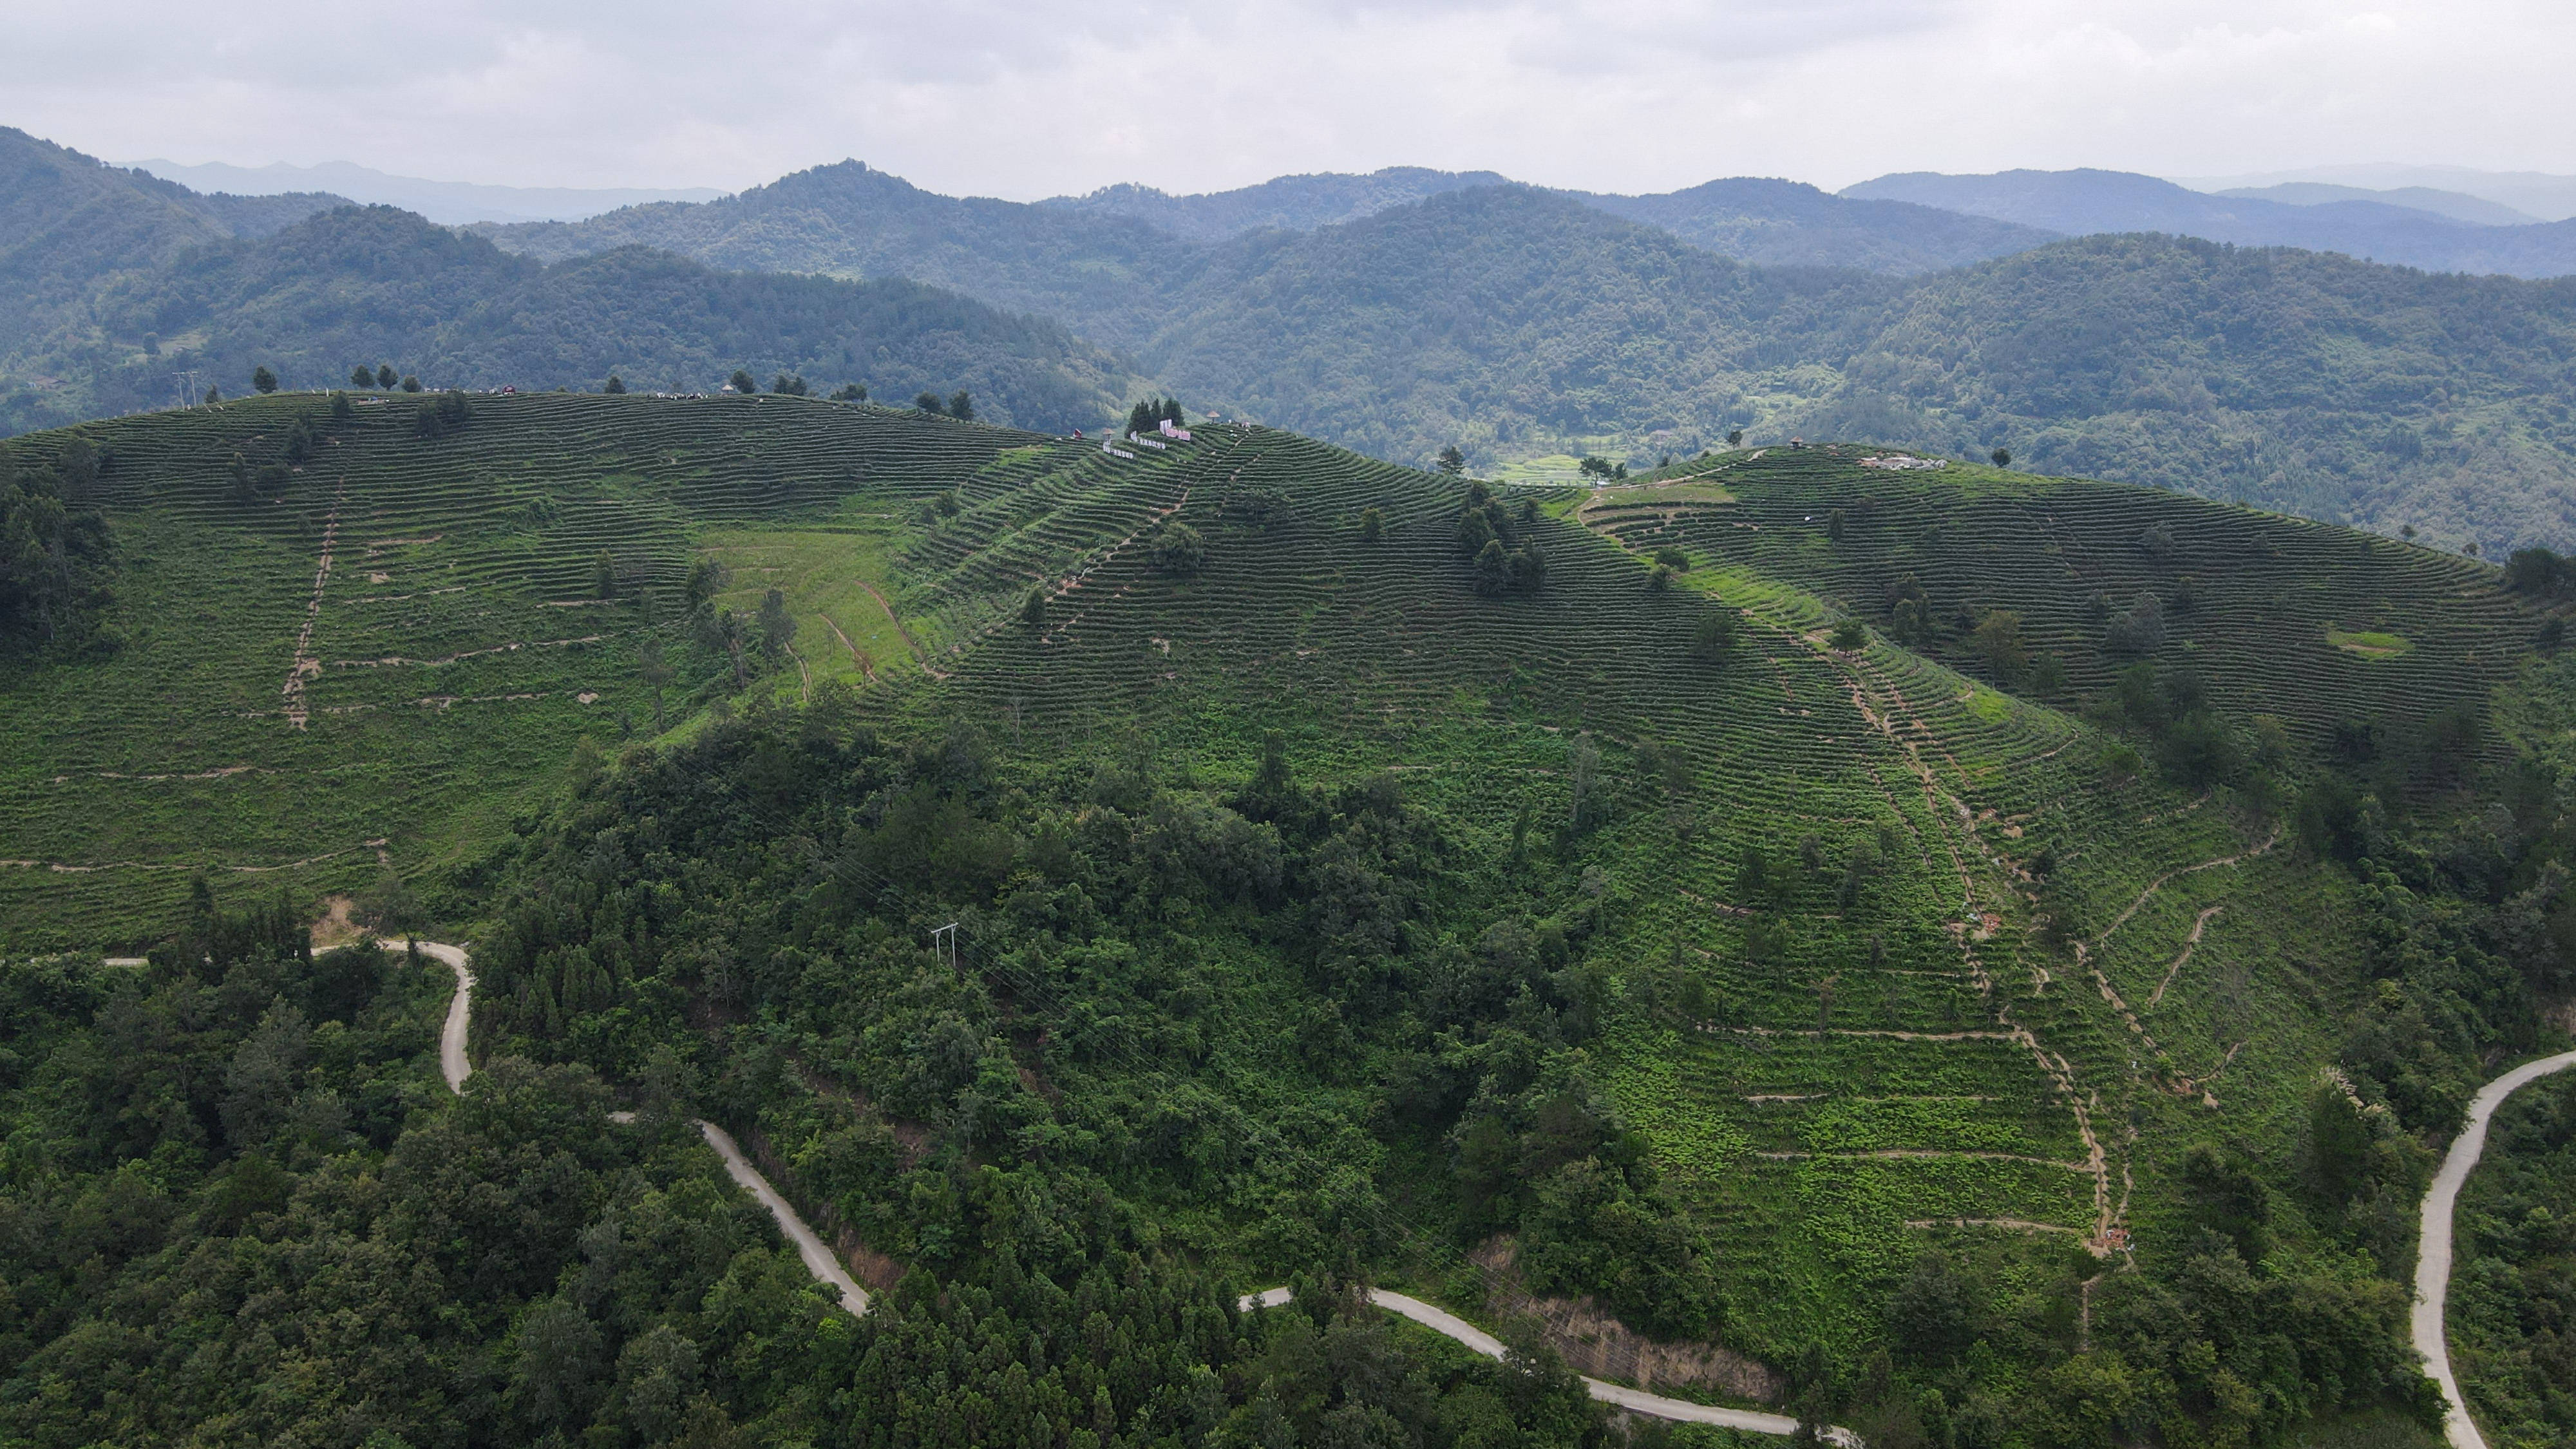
[2412,1048,2576,1449]
[408,936,1852,1438]
[1240,1287,1859,1444]
[397,937,869,1320]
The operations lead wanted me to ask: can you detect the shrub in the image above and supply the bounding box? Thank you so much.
[1829,618,1869,651]
[1149,522,1205,576]
[1690,609,1738,665]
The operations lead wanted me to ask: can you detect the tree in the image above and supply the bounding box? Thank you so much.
[1653,546,1689,571]
[401,375,422,393]
[728,370,757,395]
[681,556,730,612]
[636,639,672,731]
[376,365,397,389]
[591,551,616,599]
[1020,589,1048,629]
[1829,619,1869,651]
[916,392,945,415]
[1435,445,1466,476]
[1726,429,1743,446]
[350,365,375,389]
[604,375,626,394]
[772,374,808,396]
[947,391,974,422]
[1971,609,2027,682]
[830,383,867,402]
[756,588,796,662]
[1359,506,1383,542]
[1149,522,1204,575]
[1989,446,2011,467]
[1567,732,1602,830]
[329,390,353,421]
[1691,609,1738,665]
[1826,507,1846,541]
[251,366,278,394]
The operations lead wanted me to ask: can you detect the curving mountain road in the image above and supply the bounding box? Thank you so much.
[2412,1048,2576,1449]
[1238,1287,1861,1443]
[406,937,1846,1439]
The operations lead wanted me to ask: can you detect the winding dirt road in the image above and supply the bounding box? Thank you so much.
[407,938,1848,1438]
[2413,1048,2576,1449]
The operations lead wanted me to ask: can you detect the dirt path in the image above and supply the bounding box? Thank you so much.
[1238,1287,1856,1444]
[2146,905,2227,1010]
[281,477,350,729]
[2413,1048,2576,1449]
[398,937,869,1318]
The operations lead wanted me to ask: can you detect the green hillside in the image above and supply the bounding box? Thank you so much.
[0,391,1083,947]
[3,397,2568,1445]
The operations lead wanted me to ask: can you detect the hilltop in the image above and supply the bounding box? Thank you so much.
[2,396,2568,1444]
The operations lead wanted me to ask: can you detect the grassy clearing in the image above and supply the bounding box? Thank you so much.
[2327,625,2414,659]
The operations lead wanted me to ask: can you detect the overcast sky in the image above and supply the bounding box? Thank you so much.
[8,0,2571,200]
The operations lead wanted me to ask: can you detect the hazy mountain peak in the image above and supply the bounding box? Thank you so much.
[125,156,726,225]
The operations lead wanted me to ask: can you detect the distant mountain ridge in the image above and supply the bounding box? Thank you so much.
[1843,167,2576,278]
[128,158,729,225]
[1038,165,2054,274]
[1040,166,1515,241]
[2212,182,2540,228]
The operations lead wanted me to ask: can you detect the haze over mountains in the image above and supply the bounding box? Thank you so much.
[127,158,728,225]
[12,124,2576,554]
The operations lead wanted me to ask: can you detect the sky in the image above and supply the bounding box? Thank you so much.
[7,0,2574,200]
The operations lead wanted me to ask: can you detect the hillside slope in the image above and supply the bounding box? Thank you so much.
[3,397,2566,1447]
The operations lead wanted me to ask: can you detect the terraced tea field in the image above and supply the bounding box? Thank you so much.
[833,425,2521,1356]
[0,392,1160,947]
[1,401,2542,1367]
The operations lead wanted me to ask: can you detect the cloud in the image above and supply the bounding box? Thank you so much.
[6,0,2568,199]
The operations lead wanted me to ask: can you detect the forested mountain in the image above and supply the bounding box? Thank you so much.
[15,132,2576,550]
[2213,182,2542,227]
[1575,177,2053,276]
[6,203,1144,435]
[480,160,1196,349]
[0,127,343,371]
[1043,166,1517,241]
[1038,168,2048,275]
[1847,168,2576,278]
[129,156,728,225]
[5,393,2568,1445]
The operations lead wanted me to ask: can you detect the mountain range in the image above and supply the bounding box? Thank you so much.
[11,126,2576,553]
